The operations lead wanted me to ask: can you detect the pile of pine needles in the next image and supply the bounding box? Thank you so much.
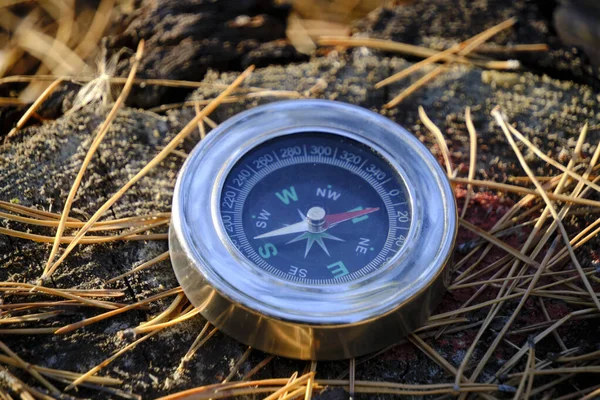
[0,4,599,400]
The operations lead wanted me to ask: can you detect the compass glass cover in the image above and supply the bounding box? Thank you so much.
[219,132,412,285]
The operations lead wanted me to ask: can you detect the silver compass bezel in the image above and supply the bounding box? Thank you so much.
[169,100,457,360]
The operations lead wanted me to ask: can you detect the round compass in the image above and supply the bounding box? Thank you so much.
[170,100,457,360]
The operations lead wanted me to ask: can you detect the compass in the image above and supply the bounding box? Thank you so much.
[170,100,457,360]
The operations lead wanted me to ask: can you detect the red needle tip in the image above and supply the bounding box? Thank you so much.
[324,207,380,226]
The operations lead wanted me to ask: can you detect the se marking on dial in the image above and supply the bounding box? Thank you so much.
[220,132,411,285]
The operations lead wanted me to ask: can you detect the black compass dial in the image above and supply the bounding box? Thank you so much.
[219,132,412,284]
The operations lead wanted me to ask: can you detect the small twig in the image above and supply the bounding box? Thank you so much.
[349,358,355,400]
[507,366,600,378]
[0,75,270,92]
[581,387,600,400]
[4,78,63,143]
[507,313,600,336]
[66,330,161,390]
[304,361,317,400]
[0,282,119,310]
[316,37,517,70]
[139,293,185,328]
[461,107,477,218]
[539,298,568,351]
[0,97,26,106]
[129,307,202,335]
[54,287,182,334]
[0,200,81,222]
[556,349,600,363]
[512,340,535,400]
[0,310,62,324]
[418,106,453,176]
[0,354,121,385]
[107,251,169,283]
[263,373,313,400]
[194,103,206,140]
[318,380,510,395]
[242,355,275,381]
[177,321,212,372]
[150,90,302,113]
[0,220,167,245]
[0,210,167,230]
[222,347,252,383]
[429,291,524,320]
[277,372,298,400]
[458,218,538,266]
[408,334,462,379]
[475,43,549,53]
[0,327,58,335]
[415,317,469,332]
[0,364,50,400]
[0,341,61,395]
[384,67,446,108]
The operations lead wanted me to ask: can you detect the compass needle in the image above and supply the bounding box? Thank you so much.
[253,220,309,239]
[171,100,456,360]
[325,207,380,226]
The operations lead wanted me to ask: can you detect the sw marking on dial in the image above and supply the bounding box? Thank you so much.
[220,132,411,284]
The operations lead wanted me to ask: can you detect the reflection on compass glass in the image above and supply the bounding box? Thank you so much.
[220,132,412,284]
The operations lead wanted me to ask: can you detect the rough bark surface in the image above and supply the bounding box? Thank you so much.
[107,0,307,108]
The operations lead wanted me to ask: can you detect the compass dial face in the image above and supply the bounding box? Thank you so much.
[219,132,412,285]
